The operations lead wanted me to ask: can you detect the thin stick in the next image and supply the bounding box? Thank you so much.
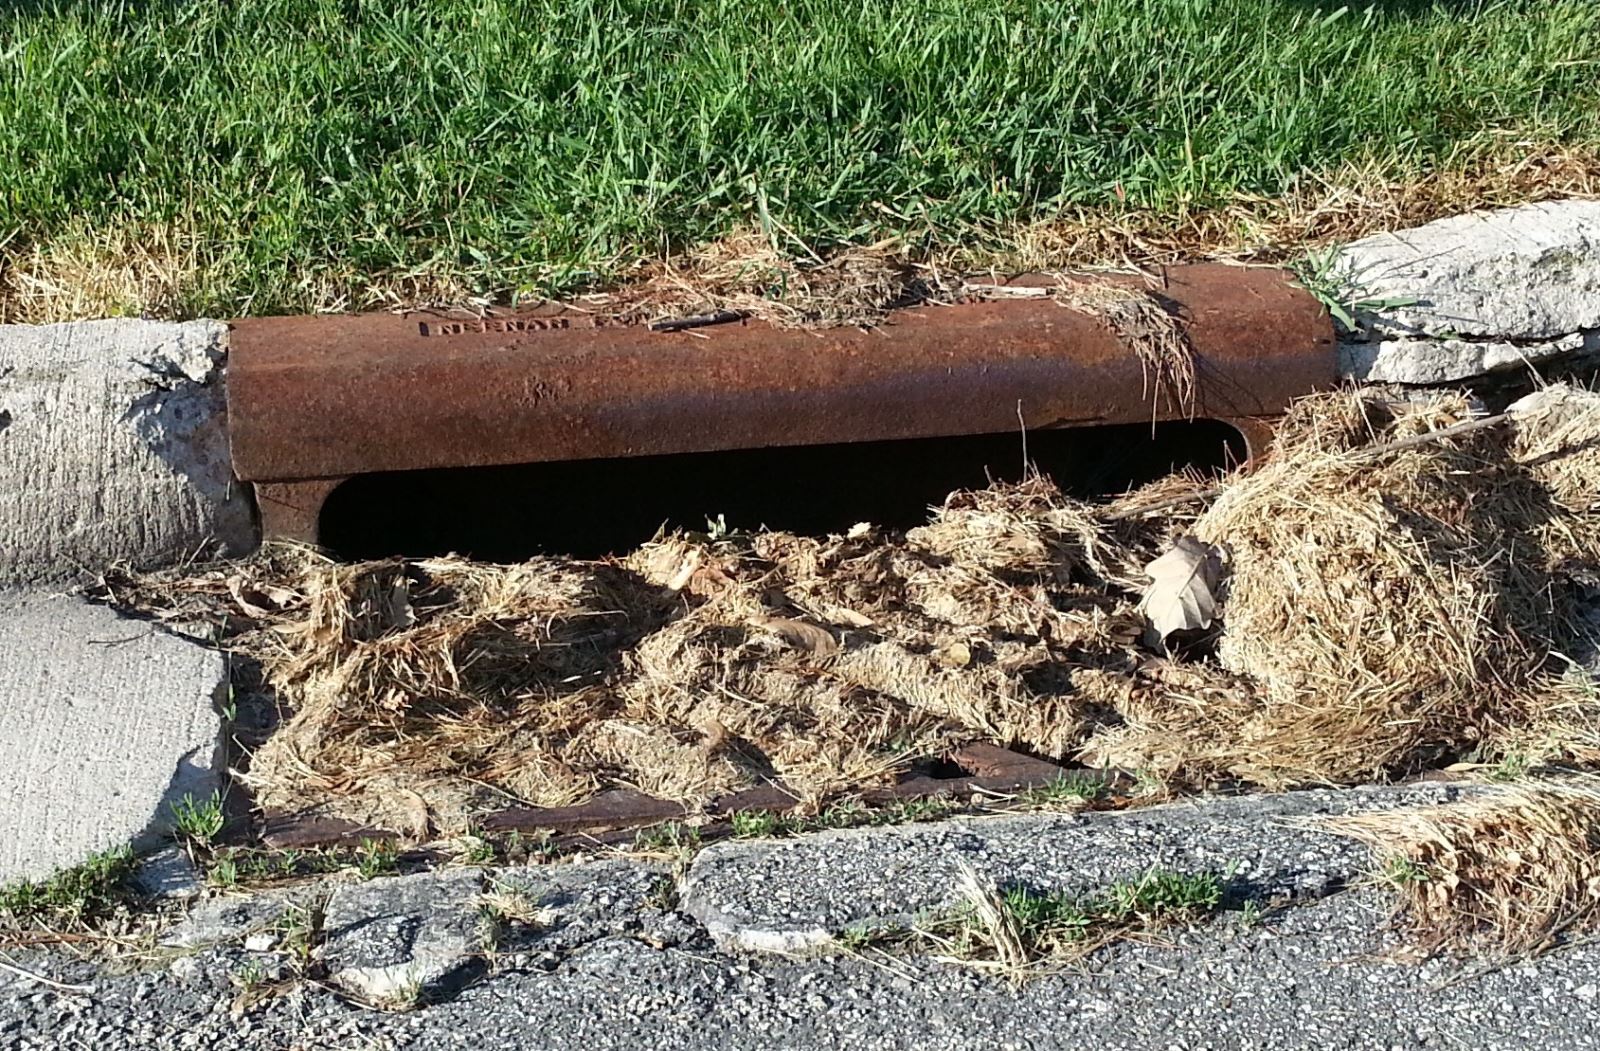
[1100,412,1513,522]
[649,310,742,333]
[1017,399,1029,475]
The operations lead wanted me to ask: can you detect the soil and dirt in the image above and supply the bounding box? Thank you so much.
[92,386,1600,841]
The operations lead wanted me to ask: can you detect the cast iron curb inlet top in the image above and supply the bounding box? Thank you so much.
[226,264,1336,543]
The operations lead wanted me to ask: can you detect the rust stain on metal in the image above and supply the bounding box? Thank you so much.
[228,264,1334,542]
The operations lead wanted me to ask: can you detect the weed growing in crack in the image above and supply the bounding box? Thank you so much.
[0,845,136,928]
[383,975,428,1012]
[170,790,226,846]
[632,822,701,859]
[207,854,240,888]
[274,899,324,976]
[1021,772,1108,807]
[1381,855,1433,888]
[355,839,399,879]
[479,878,555,933]
[203,841,415,888]
[1487,753,1533,783]
[730,810,783,839]
[835,923,906,953]
[645,874,680,911]
[1290,248,1417,335]
[455,833,498,865]
[853,864,1228,975]
[728,797,960,842]
[231,959,270,992]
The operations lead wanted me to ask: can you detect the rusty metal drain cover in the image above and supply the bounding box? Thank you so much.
[227,265,1335,542]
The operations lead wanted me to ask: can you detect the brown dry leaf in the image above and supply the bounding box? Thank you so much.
[698,716,732,755]
[396,788,432,842]
[226,576,297,618]
[1139,537,1225,639]
[763,616,841,657]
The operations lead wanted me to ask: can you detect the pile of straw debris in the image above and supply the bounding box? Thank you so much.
[100,387,1600,833]
[1323,779,1600,956]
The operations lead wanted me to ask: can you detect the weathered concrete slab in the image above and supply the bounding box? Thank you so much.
[1338,200,1600,384]
[321,868,488,1004]
[160,893,298,950]
[0,593,226,886]
[1343,199,1600,341]
[1342,330,1599,386]
[0,319,255,586]
[681,782,1476,953]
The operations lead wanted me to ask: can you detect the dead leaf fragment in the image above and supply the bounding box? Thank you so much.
[1139,536,1225,640]
[762,616,841,657]
[396,788,432,842]
[831,607,876,629]
[226,576,298,618]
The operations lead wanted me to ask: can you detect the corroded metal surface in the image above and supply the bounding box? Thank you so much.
[228,264,1334,541]
[259,744,1126,849]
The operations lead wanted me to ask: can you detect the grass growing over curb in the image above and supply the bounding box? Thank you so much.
[0,846,137,929]
[845,864,1229,974]
[2,0,1598,320]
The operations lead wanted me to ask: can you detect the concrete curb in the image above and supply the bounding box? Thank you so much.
[1337,199,1600,384]
[0,319,255,588]
[0,592,227,885]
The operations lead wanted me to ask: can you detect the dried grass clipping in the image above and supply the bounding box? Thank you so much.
[96,388,1600,829]
[1091,391,1580,786]
[1322,780,1600,956]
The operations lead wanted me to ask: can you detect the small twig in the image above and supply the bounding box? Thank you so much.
[1016,399,1029,475]
[648,310,743,333]
[0,952,95,995]
[1099,412,1514,522]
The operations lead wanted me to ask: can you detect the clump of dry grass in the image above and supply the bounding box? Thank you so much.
[1510,384,1600,569]
[1057,281,1195,419]
[1088,388,1600,787]
[578,227,937,329]
[100,388,1600,831]
[1322,780,1600,956]
[0,219,204,324]
[108,480,1158,831]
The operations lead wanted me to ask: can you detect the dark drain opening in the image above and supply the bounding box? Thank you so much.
[319,419,1245,561]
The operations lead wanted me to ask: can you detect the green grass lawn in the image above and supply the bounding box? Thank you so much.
[2,0,1598,319]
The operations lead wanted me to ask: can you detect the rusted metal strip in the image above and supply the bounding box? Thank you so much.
[228,265,1334,542]
[261,757,1126,851]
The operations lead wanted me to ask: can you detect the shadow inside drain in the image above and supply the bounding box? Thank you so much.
[318,419,1245,562]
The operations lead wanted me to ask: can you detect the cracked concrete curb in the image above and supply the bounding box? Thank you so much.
[0,592,227,885]
[0,318,255,587]
[1338,199,1600,385]
[680,782,1481,954]
[320,868,490,1004]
